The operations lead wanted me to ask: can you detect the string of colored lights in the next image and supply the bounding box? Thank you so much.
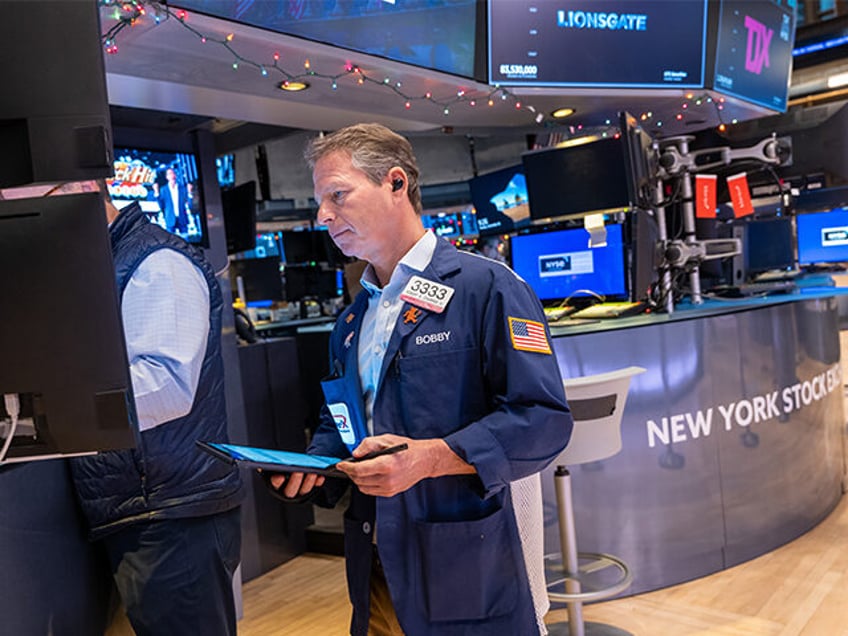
[98,0,541,120]
[98,1,737,134]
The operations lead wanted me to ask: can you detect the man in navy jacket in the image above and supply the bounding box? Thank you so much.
[271,123,572,635]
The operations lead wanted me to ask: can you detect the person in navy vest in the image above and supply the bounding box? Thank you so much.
[269,124,573,635]
[57,179,243,636]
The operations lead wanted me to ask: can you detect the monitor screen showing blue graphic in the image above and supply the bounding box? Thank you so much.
[489,0,707,88]
[509,224,627,302]
[797,208,848,266]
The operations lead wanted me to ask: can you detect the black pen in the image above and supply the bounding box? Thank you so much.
[346,443,408,463]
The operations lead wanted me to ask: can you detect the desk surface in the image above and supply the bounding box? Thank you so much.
[548,280,848,337]
[254,316,335,334]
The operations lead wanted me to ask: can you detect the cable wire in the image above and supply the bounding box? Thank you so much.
[0,394,20,464]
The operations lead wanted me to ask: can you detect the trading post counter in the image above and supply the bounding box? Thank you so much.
[544,290,846,595]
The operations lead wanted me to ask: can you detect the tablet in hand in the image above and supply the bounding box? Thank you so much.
[197,441,346,477]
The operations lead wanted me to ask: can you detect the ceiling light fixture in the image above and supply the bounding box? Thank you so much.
[279,80,310,92]
[551,107,576,118]
[827,71,848,89]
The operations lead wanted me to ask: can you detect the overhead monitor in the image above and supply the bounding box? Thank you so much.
[489,0,707,88]
[176,0,483,80]
[509,223,629,303]
[712,0,797,112]
[796,208,848,267]
[0,193,134,461]
[469,165,531,236]
[111,146,209,247]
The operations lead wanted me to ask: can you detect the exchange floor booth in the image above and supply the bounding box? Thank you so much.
[543,290,845,596]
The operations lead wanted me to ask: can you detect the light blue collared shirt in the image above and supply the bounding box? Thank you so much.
[121,249,210,432]
[358,231,437,435]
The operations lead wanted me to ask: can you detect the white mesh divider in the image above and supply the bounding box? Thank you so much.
[511,471,548,636]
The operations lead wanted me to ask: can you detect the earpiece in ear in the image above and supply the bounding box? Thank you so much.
[391,178,404,192]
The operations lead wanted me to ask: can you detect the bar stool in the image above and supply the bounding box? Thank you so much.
[545,366,646,636]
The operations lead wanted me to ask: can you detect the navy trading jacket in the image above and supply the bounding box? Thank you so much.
[309,237,573,636]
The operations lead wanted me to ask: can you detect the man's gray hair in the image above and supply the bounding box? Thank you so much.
[304,123,423,214]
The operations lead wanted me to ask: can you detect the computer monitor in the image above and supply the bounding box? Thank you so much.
[522,113,655,222]
[731,216,796,284]
[509,223,629,304]
[469,164,531,236]
[110,146,209,247]
[281,229,343,266]
[0,193,134,461]
[422,205,478,238]
[216,154,235,188]
[285,264,344,302]
[229,257,284,305]
[240,232,282,260]
[0,1,114,188]
[221,181,257,255]
[796,208,848,267]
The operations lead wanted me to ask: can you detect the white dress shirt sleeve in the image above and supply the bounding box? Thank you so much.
[121,248,211,431]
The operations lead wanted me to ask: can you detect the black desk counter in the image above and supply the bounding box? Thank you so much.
[544,288,846,595]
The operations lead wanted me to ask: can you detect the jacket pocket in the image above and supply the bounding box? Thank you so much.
[415,507,518,622]
[396,346,486,437]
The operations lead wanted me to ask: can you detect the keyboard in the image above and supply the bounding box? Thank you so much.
[543,305,580,322]
[752,269,802,282]
[569,301,647,319]
[736,280,798,296]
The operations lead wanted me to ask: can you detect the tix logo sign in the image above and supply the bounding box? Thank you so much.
[744,15,772,75]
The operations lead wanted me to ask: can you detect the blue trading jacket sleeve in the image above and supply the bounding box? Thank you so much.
[444,271,573,497]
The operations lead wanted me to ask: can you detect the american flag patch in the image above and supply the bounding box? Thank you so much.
[508,317,551,354]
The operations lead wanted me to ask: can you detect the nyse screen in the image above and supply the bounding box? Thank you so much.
[489,0,707,87]
[713,0,796,112]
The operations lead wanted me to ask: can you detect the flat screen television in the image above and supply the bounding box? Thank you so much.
[509,223,629,303]
[489,0,707,88]
[712,0,796,112]
[110,146,208,247]
[0,193,134,461]
[469,165,531,236]
[222,181,257,255]
[796,208,848,267]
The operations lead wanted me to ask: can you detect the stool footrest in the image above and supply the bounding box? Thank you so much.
[545,551,632,603]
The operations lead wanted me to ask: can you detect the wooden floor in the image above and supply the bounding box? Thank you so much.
[238,491,848,635]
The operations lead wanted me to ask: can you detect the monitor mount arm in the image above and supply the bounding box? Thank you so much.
[652,134,784,312]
